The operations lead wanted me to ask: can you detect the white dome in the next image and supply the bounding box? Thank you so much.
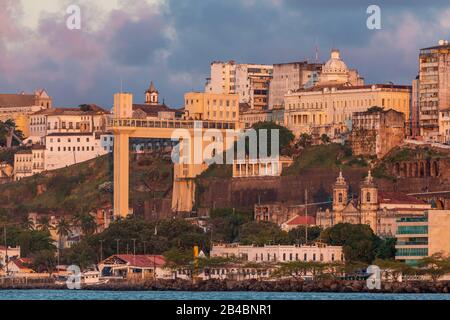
[322,49,348,74]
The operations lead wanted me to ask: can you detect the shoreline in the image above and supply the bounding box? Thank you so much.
[0,279,449,294]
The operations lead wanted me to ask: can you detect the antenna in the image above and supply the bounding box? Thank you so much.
[314,38,320,62]
[120,77,123,93]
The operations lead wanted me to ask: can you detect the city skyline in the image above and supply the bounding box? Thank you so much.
[1,0,450,108]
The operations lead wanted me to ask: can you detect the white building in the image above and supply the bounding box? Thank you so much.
[210,243,343,263]
[232,156,293,178]
[44,132,108,171]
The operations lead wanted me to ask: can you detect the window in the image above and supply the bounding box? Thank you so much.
[366,192,371,202]
[338,192,343,203]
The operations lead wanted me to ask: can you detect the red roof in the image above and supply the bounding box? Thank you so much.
[10,258,33,270]
[286,215,316,226]
[378,192,426,205]
[112,254,166,268]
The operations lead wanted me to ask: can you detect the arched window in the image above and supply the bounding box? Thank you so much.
[366,192,371,202]
[338,192,343,203]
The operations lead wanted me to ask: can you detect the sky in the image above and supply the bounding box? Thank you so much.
[1,0,450,109]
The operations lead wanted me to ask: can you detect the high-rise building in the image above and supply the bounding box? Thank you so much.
[205,61,273,110]
[268,61,322,109]
[411,76,420,137]
[418,40,450,140]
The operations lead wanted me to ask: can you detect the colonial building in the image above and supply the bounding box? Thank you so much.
[233,156,293,178]
[0,89,52,137]
[254,202,305,226]
[418,40,450,141]
[210,243,343,263]
[44,132,108,171]
[13,145,45,180]
[27,104,110,144]
[316,171,432,236]
[283,49,410,138]
[205,61,273,110]
[351,108,406,158]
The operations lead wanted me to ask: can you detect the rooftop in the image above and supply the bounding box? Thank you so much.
[378,192,426,205]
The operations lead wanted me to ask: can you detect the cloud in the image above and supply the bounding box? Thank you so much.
[1,0,450,108]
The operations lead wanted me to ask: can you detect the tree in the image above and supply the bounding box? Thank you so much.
[373,259,414,282]
[287,226,322,245]
[417,253,450,282]
[56,218,72,261]
[238,221,289,246]
[37,216,52,232]
[320,134,331,145]
[31,250,57,274]
[251,122,295,156]
[209,208,252,243]
[320,223,380,263]
[18,230,56,258]
[375,238,397,260]
[298,133,312,148]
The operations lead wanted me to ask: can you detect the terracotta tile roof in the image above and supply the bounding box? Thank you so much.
[0,93,37,108]
[108,254,166,268]
[132,104,183,117]
[378,192,426,205]
[32,105,109,116]
[10,258,33,270]
[286,215,316,226]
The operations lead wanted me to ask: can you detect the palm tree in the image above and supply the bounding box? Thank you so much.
[21,216,35,230]
[37,216,52,232]
[73,212,97,236]
[56,218,72,249]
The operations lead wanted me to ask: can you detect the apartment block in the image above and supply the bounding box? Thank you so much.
[419,40,450,141]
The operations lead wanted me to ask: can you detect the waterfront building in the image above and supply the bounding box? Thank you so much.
[232,156,293,178]
[418,40,450,141]
[205,61,273,110]
[210,243,343,263]
[0,89,52,137]
[184,92,239,122]
[98,254,169,279]
[269,61,323,109]
[316,171,432,236]
[395,210,450,264]
[7,258,35,274]
[351,108,406,158]
[0,246,20,269]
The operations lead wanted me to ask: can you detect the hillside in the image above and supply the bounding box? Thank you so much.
[0,152,173,219]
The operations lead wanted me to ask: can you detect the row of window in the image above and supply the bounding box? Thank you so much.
[49,137,91,143]
[396,248,428,257]
[49,146,95,152]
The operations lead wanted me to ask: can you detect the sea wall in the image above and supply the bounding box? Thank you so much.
[1,279,449,294]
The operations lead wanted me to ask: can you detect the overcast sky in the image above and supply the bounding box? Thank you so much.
[1,0,450,109]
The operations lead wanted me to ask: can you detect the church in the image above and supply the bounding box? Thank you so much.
[316,171,432,237]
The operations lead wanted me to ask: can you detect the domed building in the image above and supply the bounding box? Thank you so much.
[318,49,363,86]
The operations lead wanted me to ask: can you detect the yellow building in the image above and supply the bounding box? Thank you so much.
[284,84,411,137]
[184,92,239,122]
[0,89,52,137]
[283,49,411,138]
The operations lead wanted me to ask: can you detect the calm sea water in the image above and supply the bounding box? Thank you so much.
[0,290,449,300]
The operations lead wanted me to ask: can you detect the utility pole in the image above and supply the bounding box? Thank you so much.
[143,241,147,255]
[3,225,7,275]
[99,240,104,263]
[132,239,136,266]
[115,239,120,255]
[305,189,308,245]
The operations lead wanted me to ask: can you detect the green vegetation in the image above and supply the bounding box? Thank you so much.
[62,217,210,269]
[283,143,368,175]
[385,146,447,163]
[320,223,396,263]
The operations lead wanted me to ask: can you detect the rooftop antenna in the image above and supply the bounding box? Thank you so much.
[314,38,320,62]
[120,77,123,93]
